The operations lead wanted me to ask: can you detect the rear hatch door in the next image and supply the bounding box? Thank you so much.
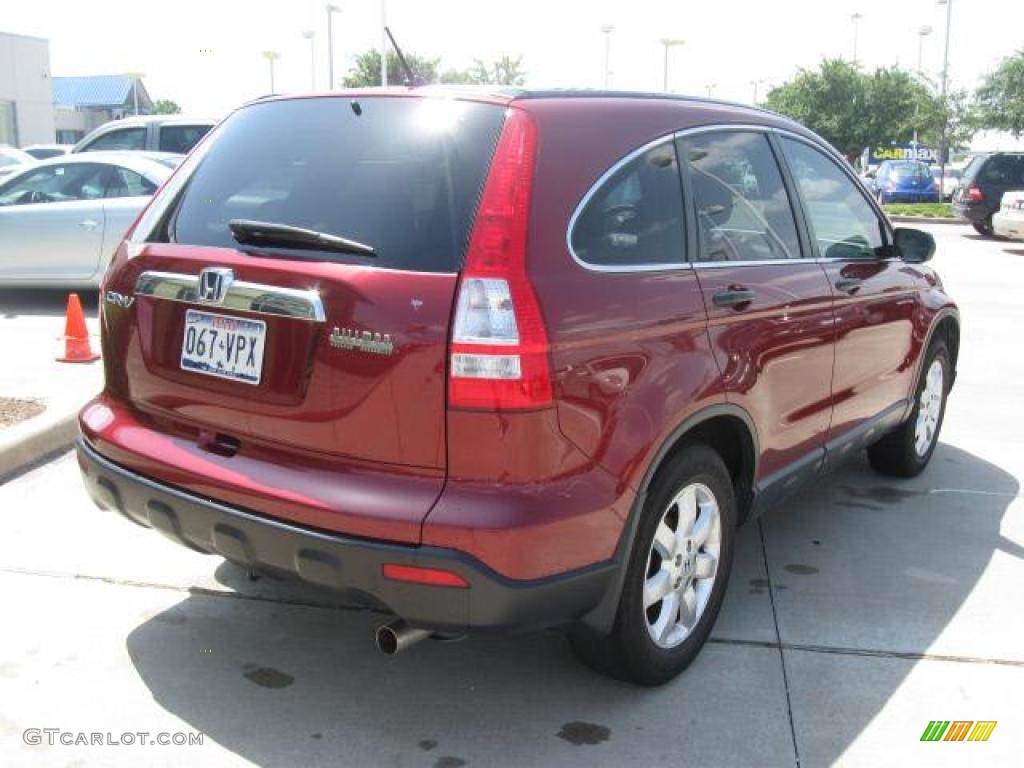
[104,95,507,541]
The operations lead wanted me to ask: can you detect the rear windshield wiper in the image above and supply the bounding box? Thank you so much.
[228,219,376,257]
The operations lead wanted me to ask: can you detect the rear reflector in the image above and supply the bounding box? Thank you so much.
[382,563,470,589]
[448,108,553,410]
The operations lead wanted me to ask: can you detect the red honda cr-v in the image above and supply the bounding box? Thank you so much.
[77,88,959,685]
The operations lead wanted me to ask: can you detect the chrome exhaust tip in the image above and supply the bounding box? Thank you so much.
[375,619,431,655]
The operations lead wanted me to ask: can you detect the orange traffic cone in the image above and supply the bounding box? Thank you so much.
[57,293,100,363]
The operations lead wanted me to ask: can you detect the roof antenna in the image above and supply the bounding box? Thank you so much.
[384,26,423,87]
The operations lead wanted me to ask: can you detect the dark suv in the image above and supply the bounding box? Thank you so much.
[953,151,1024,235]
[77,89,959,685]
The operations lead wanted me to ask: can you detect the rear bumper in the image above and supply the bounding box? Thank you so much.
[880,190,938,203]
[77,437,615,633]
[953,200,992,224]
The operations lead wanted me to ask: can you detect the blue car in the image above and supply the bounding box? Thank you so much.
[869,160,938,203]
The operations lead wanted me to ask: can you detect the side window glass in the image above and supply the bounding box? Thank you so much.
[104,167,156,198]
[82,127,146,152]
[0,165,105,205]
[570,142,685,268]
[680,131,802,262]
[158,125,211,154]
[780,137,885,260]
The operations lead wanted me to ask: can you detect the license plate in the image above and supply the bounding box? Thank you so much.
[180,309,266,385]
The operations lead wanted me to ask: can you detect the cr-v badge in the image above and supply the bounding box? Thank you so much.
[329,327,395,356]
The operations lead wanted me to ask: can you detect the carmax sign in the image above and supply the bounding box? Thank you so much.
[866,144,940,164]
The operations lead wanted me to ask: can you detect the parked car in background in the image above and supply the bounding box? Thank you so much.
[931,165,961,201]
[0,145,36,179]
[73,116,215,155]
[76,89,959,685]
[0,152,174,286]
[23,144,73,161]
[954,152,1024,236]
[993,190,1024,240]
[871,160,937,203]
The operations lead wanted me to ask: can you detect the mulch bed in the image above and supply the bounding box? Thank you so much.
[0,398,45,429]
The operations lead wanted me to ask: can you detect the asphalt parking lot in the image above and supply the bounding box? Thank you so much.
[0,222,1021,767]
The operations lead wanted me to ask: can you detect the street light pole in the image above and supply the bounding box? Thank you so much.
[326,4,339,89]
[380,0,388,86]
[938,0,954,199]
[302,30,316,90]
[750,79,765,106]
[601,25,614,88]
[660,38,684,92]
[917,25,932,76]
[705,82,717,97]
[851,12,863,65]
[262,50,279,93]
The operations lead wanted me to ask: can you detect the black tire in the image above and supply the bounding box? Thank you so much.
[569,442,736,686]
[867,339,950,477]
[972,217,994,236]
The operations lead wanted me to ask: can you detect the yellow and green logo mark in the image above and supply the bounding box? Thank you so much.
[921,721,997,742]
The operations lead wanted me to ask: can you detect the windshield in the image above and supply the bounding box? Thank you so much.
[150,97,505,273]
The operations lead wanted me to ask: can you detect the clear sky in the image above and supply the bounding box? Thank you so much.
[3,0,1022,118]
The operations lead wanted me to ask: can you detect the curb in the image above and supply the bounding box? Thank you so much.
[888,215,964,225]
[0,401,80,483]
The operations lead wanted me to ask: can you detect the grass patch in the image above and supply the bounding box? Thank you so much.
[883,203,954,219]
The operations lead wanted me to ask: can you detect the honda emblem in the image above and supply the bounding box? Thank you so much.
[197,268,234,304]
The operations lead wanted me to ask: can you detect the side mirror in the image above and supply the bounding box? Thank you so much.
[894,227,935,263]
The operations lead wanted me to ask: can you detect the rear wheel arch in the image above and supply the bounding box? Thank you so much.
[581,404,759,634]
[642,408,759,525]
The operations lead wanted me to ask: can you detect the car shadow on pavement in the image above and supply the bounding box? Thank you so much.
[0,288,99,320]
[123,443,1018,767]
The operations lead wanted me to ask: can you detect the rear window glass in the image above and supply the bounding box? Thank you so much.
[161,97,505,272]
[889,162,929,180]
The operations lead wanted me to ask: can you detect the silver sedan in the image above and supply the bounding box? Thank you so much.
[0,152,177,287]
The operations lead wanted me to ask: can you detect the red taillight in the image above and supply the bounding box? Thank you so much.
[967,183,984,202]
[448,108,552,411]
[382,563,470,589]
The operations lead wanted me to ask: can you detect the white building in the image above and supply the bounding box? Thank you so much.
[0,31,55,147]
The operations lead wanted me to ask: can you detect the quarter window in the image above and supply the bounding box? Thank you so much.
[570,142,685,268]
[680,131,802,262]
[780,137,885,260]
[104,167,156,198]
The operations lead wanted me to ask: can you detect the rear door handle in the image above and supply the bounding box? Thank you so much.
[712,288,755,308]
[79,219,99,231]
[835,277,863,294]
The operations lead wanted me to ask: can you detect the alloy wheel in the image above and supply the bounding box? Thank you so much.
[643,482,722,649]
[914,359,944,457]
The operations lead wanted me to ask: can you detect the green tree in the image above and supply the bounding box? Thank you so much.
[341,50,440,87]
[975,50,1024,137]
[152,99,182,115]
[765,59,974,160]
[764,59,869,160]
[470,55,527,86]
[344,50,526,88]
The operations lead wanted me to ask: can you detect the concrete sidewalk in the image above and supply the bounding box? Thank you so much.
[0,289,103,478]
